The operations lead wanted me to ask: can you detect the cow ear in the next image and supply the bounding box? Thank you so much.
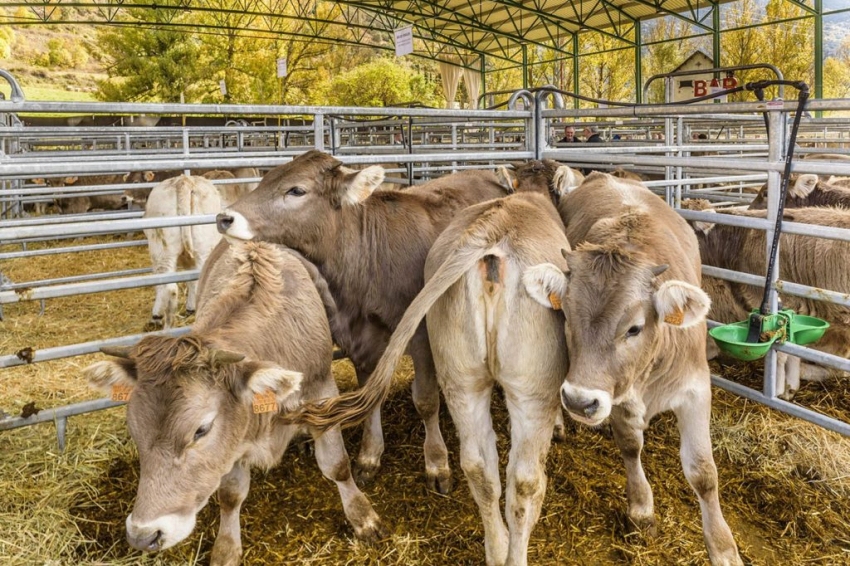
[654,280,710,329]
[339,165,385,206]
[243,362,303,412]
[791,174,818,198]
[84,359,137,399]
[523,262,569,310]
[144,171,156,182]
[552,165,582,196]
[64,176,79,185]
[495,165,517,193]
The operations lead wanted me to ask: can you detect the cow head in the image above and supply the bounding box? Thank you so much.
[496,159,583,204]
[523,213,710,426]
[749,174,819,210]
[215,150,384,254]
[83,335,302,553]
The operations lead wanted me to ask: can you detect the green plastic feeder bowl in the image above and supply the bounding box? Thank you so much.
[709,322,780,361]
[788,315,829,346]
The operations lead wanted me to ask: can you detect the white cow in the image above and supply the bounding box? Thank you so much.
[143,175,222,328]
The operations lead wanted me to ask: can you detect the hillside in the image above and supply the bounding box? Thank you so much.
[1,12,103,102]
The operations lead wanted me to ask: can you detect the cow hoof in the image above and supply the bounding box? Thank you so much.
[778,389,797,401]
[426,469,453,495]
[552,423,567,443]
[209,536,242,566]
[353,461,380,486]
[352,516,386,543]
[626,514,658,538]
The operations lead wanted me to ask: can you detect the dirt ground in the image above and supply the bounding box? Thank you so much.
[2,235,850,565]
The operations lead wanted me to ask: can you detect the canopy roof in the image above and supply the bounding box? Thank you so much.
[10,0,741,66]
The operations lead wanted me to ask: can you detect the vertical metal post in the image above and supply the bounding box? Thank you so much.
[479,54,486,108]
[712,4,721,68]
[522,44,529,89]
[814,0,823,107]
[313,113,325,151]
[182,128,191,176]
[675,116,684,206]
[634,21,642,104]
[572,34,580,109]
[56,416,67,452]
[664,117,674,205]
[451,124,458,174]
[763,109,785,399]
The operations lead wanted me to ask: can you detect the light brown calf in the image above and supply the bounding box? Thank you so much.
[525,173,742,566]
[84,241,381,565]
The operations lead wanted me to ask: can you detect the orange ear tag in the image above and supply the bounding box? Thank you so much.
[111,384,133,402]
[252,391,279,414]
[548,293,562,311]
[664,307,685,326]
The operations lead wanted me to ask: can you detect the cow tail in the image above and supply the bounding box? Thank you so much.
[283,233,493,431]
[177,176,195,261]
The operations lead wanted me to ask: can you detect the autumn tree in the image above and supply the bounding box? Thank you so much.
[96,6,204,102]
[325,57,439,107]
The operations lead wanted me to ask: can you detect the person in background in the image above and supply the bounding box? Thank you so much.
[558,125,580,144]
[583,125,603,143]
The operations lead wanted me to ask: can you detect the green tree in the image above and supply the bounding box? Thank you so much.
[325,57,439,107]
[577,32,634,105]
[0,10,15,59]
[95,6,204,102]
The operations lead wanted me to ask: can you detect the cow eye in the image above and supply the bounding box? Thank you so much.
[286,187,306,197]
[626,325,643,338]
[193,422,213,441]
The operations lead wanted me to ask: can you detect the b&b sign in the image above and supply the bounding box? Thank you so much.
[694,76,738,100]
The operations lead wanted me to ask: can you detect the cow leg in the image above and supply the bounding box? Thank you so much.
[352,364,385,485]
[503,390,557,566]
[674,386,742,566]
[312,425,383,541]
[610,408,656,535]
[211,462,250,566]
[145,229,179,329]
[552,409,566,442]
[410,332,452,494]
[778,353,801,400]
[444,383,508,566]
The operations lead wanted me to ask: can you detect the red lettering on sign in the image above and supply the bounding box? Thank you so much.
[694,80,707,97]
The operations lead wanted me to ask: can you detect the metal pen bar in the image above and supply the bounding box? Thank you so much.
[1,214,216,241]
[0,327,193,369]
[710,375,850,437]
[703,265,850,309]
[0,240,147,261]
[0,270,199,304]
[3,268,152,290]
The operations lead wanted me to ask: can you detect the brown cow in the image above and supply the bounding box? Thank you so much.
[49,175,129,214]
[495,159,584,201]
[84,241,382,562]
[691,206,850,398]
[215,149,510,492]
[525,173,742,566]
[201,168,260,208]
[287,191,571,566]
[748,174,850,210]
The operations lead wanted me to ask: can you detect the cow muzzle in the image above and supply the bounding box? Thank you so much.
[560,382,612,427]
[125,512,196,552]
[215,210,255,241]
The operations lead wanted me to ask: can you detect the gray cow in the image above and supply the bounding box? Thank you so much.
[215,149,511,492]
[286,191,571,566]
[84,241,382,565]
[525,173,742,566]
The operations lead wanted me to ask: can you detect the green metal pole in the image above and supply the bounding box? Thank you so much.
[712,1,721,68]
[635,20,642,103]
[573,33,580,109]
[480,53,486,108]
[522,44,528,89]
[815,0,823,101]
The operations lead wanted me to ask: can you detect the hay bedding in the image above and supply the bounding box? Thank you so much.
[2,236,850,565]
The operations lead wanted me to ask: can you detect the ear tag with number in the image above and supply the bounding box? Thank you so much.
[252,391,279,414]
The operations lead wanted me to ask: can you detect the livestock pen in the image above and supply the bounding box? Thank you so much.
[2,88,850,564]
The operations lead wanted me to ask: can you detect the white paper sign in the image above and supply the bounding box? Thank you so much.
[394,26,413,57]
[219,79,227,96]
[276,58,287,78]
